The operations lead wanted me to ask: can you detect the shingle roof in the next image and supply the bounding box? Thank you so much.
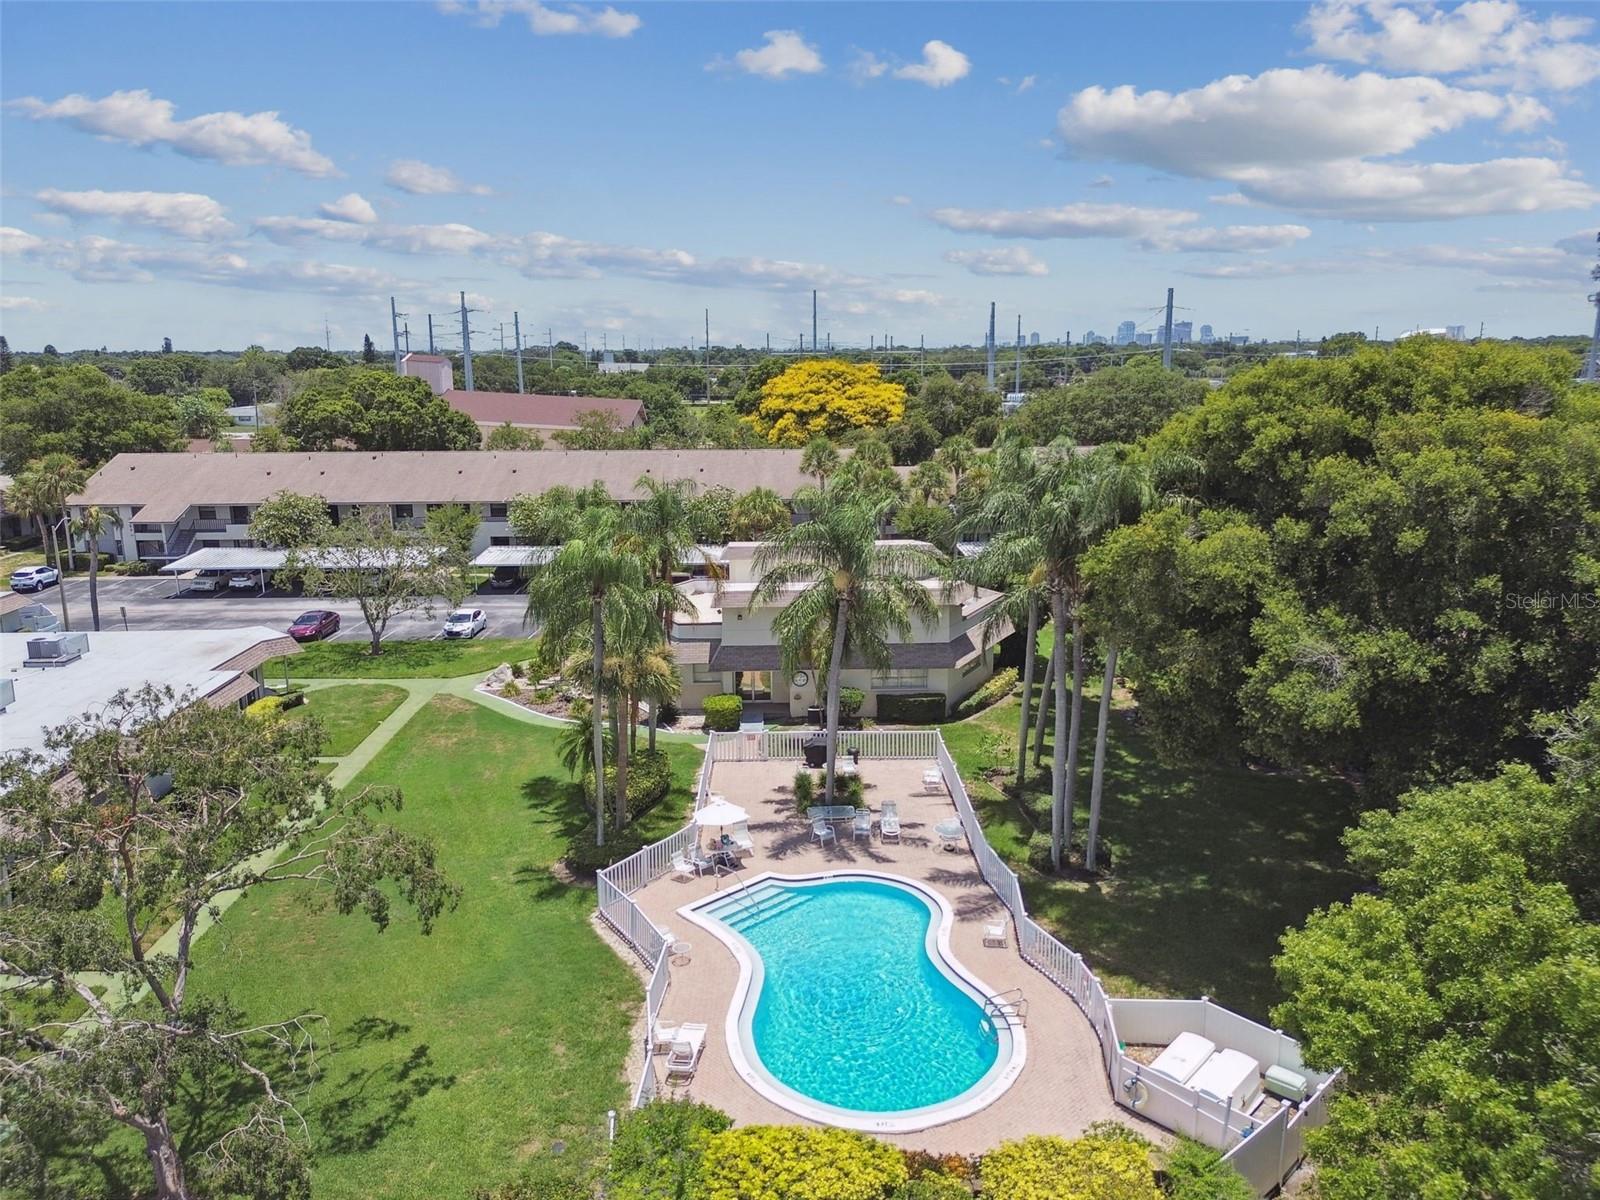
[701,627,1005,672]
[71,450,827,517]
[445,390,643,429]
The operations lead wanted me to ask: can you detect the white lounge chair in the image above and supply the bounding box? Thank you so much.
[852,808,873,841]
[922,768,945,793]
[651,1019,680,1052]
[983,922,1009,948]
[665,1022,708,1081]
[879,808,901,842]
[727,821,754,854]
[812,817,836,845]
[689,845,717,875]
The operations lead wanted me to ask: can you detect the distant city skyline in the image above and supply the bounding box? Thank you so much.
[1,1,1596,351]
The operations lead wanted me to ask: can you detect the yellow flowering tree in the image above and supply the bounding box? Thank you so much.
[745,359,907,446]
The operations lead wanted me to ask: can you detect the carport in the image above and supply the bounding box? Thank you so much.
[160,547,289,597]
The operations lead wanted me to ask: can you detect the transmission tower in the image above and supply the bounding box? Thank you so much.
[1585,231,1600,383]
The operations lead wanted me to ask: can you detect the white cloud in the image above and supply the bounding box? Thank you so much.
[319,192,378,224]
[930,201,1198,239]
[1088,175,1114,189]
[1179,257,1357,280]
[1229,157,1598,220]
[719,30,825,79]
[384,159,492,195]
[32,189,234,240]
[1303,0,1600,91]
[7,89,335,176]
[889,194,913,206]
[254,215,496,256]
[944,246,1049,276]
[848,49,889,84]
[0,227,47,257]
[1140,224,1312,253]
[1015,74,1036,94]
[0,296,48,312]
[1059,66,1532,175]
[437,0,640,37]
[893,40,971,88]
[1365,233,1597,289]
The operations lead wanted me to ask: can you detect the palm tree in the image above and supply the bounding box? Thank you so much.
[935,436,977,489]
[71,504,116,631]
[8,458,83,631]
[558,696,615,784]
[752,488,943,804]
[907,460,950,505]
[728,486,789,540]
[800,437,840,488]
[1081,450,1198,871]
[526,504,646,845]
[621,475,701,751]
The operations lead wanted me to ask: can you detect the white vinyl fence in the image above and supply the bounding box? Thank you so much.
[597,729,1334,1197]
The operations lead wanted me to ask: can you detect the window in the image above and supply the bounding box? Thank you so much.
[229,505,250,524]
[692,664,720,685]
[735,670,772,701]
[426,503,443,513]
[392,504,414,520]
[871,668,929,691]
[197,506,217,521]
[490,535,511,547]
[487,503,508,519]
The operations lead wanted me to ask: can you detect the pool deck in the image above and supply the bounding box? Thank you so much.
[626,757,1160,1153]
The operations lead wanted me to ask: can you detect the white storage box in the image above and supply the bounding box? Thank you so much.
[1190,1048,1262,1111]
[1147,1032,1216,1086]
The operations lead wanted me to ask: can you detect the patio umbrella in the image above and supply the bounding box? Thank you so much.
[695,798,748,829]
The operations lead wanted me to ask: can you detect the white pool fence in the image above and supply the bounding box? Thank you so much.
[596,730,1335,1197]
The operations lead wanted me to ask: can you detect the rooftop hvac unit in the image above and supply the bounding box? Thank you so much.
[23,632,89,666]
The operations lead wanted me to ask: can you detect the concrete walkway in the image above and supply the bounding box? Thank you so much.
[84,673,703,1009]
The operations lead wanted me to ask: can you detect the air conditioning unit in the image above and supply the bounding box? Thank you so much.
[23,632,89,666]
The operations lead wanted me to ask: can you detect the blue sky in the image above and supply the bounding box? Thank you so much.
[1,0,1596,351]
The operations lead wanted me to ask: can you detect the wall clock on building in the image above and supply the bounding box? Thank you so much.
[791,671,810,688]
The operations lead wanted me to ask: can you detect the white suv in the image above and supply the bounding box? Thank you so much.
[8,565,61,593]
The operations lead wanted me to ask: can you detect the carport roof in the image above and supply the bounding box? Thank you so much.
[161,547,289,573]
[471,546,556,568]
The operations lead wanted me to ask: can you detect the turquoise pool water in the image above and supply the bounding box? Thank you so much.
[703,877,1000,1113]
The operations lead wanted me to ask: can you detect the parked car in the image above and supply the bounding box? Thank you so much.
[287,610,340,641]
[8,565,60,593]
[487,566,523,590]
[187,572,223,594]
[442,608,487,638]
[227,572,258,592]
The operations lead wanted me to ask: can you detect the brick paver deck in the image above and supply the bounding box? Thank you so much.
[624,757,1160,1153]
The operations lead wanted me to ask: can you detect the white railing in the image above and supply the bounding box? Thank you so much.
[599,728,1334,1193]
[628,942,672,1108]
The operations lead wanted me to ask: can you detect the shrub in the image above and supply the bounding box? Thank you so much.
[1159,1139,1252,1200]
[564,826,645,874]
[955,668,1019,719]
[510,661,526,679]
[498,681,522,699]
[532,687,556,705]
[877,691,948,724]
[903,1150,977,1187]
[607,1099,732,1200]
[792,768,816,808]
[478,1140,600,1200]
[838,686,866,721]
[891,1176,973,1200]
[104,559,154,576]
[978,1133,1157,1200]
[279,690,306,711]
[703,693,744,732]
[1026,831,1056,873]
[838,772,865,806]
[700,1126,908,1200]
[244,695,285,719]
[588,750,675,824]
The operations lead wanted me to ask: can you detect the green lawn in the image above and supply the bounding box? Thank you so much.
[940,684,1361,1019]
[67,695,701,1199]
[269,637,532,680]
[284,683,408,755]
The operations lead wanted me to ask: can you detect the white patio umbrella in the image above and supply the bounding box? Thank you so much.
[695,798,748,829]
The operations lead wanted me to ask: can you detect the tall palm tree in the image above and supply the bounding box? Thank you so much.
[752,489,943,804]
[1081,450,1198,871]
[935,436,977,489]
[526,504,645,845]
[8,458,83,631]
[800,437,840,488]
[71,503,116,631]
[621,475,701,751]
[907,460,950,505]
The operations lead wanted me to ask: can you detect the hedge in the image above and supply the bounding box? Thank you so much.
[703,693,743,732]
[587,749,674,824]
[244,691,306,719]
[838,686,866,720]
[877,691,948,724]
[700,1126,908,1200]
[608,1099,732,1200]
[955,667,1019,719]
[979,1133,1158,1200]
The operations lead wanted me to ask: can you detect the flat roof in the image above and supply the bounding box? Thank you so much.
[1,627,296,757]
[71,450,840,518]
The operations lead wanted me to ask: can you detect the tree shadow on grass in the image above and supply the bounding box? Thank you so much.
[314,1016,456,1157]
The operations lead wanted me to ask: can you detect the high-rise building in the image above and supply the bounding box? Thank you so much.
[1134,331,1153,346]
[1028,331,1040,346]
[1082,330,1100,345]
[1116,320,1137,345]
[1445,324,1466,340]
[1172,320,1193,343]
[1199,324,1214,344]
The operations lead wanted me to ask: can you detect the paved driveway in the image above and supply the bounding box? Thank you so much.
[33,575,537,641]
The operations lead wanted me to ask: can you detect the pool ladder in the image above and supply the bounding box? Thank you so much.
[982,988,1028,1029]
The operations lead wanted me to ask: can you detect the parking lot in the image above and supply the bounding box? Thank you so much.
[20,575,537,642]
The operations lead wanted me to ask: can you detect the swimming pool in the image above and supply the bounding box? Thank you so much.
[680,872,1025,1132]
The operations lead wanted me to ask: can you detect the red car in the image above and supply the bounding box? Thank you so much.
[288,610,340,641]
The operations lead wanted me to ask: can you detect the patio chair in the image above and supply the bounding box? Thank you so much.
[983,922,1009,948]
[670,850,696,881]
[852,807,873,841]
[879,809,901,842]
[689,844,717,875]
[727,821,755,854]
[922,768,945,793]
[651,1019,681,1052]
[664,1022,709,1081]
[812,817,836,846]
